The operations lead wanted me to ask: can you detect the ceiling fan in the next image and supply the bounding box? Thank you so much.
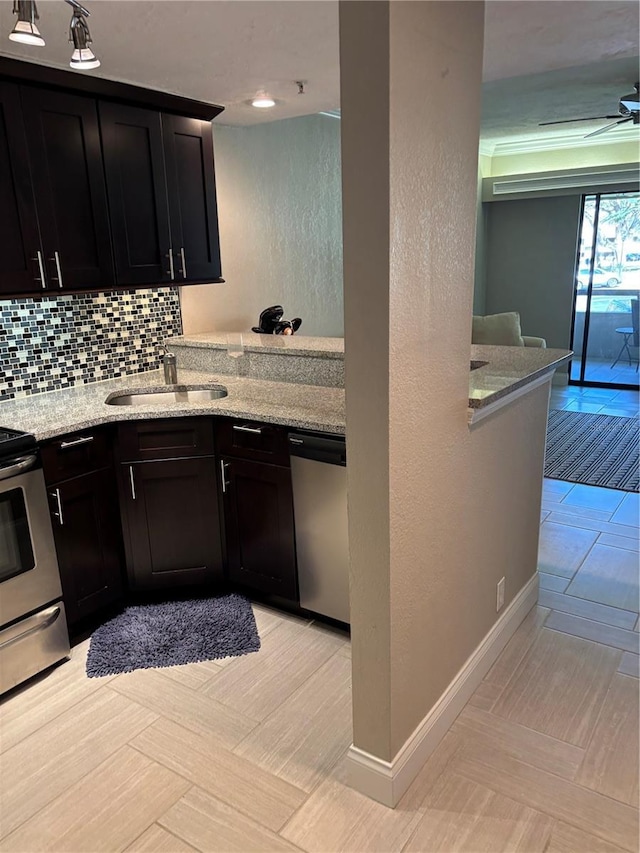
[539,81,639,138]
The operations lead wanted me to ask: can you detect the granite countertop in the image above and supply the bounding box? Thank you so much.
[0,369,346,441]
[469,344,572,409]
[167,332,345,358]
[0,344,571,442]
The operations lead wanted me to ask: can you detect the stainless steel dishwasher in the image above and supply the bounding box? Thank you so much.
[288,432,349,624]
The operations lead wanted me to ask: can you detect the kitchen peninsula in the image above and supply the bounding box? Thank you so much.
[0,335,571,440]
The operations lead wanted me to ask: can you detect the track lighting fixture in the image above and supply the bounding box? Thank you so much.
[7,0,101,71]
[66,0,100,70]
[9,1,45,47]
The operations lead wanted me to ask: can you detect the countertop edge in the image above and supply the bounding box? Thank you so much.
[468,352,572,411]
[168,334,345,359]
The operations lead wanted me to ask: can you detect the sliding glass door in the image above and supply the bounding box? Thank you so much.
[570,191,639,389]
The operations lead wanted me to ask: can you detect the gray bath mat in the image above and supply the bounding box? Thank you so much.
[86,594,260,677]
[545,409,639,492]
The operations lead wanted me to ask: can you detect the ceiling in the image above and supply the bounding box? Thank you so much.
[0,0,638,146]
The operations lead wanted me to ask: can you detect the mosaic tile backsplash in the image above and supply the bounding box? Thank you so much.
[0,288,182,401]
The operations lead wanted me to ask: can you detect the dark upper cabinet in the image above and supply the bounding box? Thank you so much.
[163,114,222,282]
[221,457,297,601]
[48,468,124,627]
[99,103,172,286]
[0,82,43,295]
[0,60,222,297]
[100,105,222,287]
[21,87,114,291]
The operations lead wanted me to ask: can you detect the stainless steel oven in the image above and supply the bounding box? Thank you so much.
[0,429,69,694]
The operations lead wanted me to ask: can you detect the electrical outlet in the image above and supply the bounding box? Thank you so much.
[496,577,506,612]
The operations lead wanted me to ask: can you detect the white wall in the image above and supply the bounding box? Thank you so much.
[180,115,344,337]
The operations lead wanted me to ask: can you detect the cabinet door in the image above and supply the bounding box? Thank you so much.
[21,87,113,291]
[0,82,44,296]
[163,114,222,282]
[49,469,124,627]
[100,102,173,286]
[120,457,223,590]
[222,458,297,600]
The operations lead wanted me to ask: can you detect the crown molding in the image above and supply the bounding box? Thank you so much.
[485,126,640,158]
[483,163,640,200]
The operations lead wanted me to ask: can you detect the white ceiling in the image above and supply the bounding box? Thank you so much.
[0,0,638,146]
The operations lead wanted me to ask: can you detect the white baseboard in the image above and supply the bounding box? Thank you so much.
[346,573,539,807]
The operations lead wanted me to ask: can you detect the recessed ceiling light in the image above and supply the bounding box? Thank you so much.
[251,95,276,109]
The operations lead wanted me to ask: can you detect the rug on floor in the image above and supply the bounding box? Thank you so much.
[545,409,639,493]
[86,594,260,677]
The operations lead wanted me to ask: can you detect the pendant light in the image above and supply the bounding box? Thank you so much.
[9,0,45,46]
[67,0,100,70]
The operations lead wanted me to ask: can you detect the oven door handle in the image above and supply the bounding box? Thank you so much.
[0,605,62,651]
[0,454,37,482]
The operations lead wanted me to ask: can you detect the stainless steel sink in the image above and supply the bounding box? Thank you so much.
[107,386,228,406]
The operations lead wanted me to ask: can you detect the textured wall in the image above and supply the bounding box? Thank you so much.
[343,0,550,775]
[0,288,182,401]
[484,196,582,348]
[180,115,344,338]
[340,0,392,759]
[342,0,484,763]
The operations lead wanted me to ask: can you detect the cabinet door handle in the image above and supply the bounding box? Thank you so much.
[179,247,187,278]
[50,251,63,288]
[220,459,230,493]
[58,435,94,450]
[232,424,263,435]
[129,465,136,500]
[166,249,175,280]
[32,250,46,289]
[50,488,64,526]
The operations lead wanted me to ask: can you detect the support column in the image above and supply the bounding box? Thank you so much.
[341,0,491,805]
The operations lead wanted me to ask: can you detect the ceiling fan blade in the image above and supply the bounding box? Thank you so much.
[583,117,633,139]
[539,115,621,126]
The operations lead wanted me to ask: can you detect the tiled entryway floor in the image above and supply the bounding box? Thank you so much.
[550,381,640,417]
[1,488,638,851]
[568,356,639,389]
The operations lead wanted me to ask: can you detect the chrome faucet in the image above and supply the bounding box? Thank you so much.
[159,344,178,385]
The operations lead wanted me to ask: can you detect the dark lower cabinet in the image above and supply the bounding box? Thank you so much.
[221,457,297,601]
[119,456,224,590]
[48,468,124,627]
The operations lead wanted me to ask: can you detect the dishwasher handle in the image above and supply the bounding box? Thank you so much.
[288,432,346,466]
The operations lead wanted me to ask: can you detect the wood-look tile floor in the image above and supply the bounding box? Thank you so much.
[1,480,639,852]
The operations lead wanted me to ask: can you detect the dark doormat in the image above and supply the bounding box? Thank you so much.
[86,593,260,677]
[545,409,639,493]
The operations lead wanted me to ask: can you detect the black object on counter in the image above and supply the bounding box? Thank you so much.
[252,306,302,335]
